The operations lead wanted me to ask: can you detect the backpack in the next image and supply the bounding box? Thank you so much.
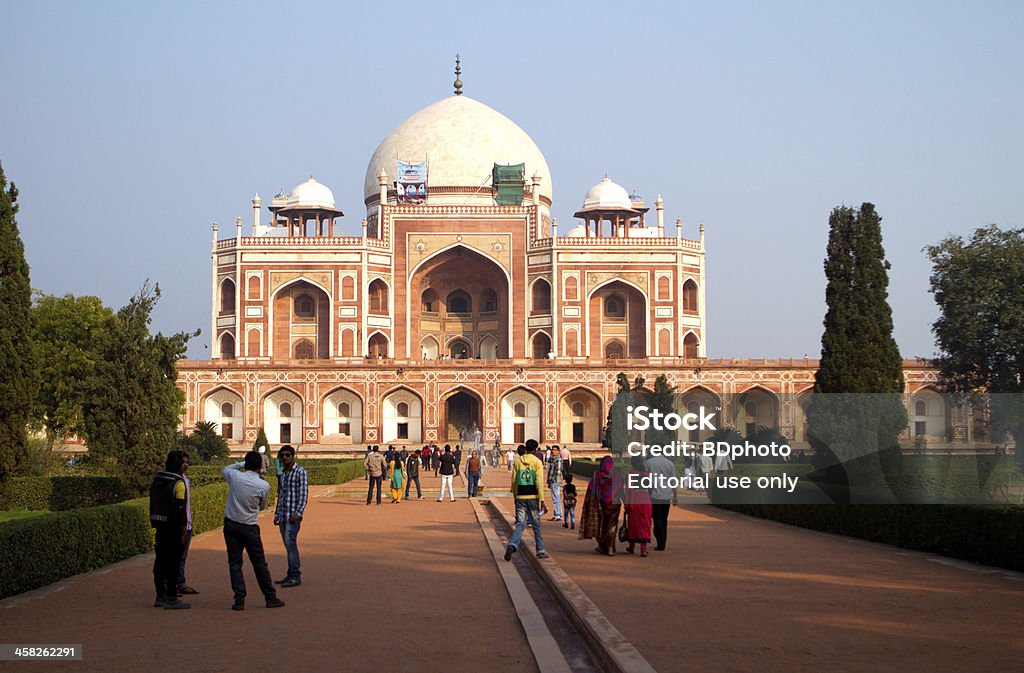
[516,465,537,487]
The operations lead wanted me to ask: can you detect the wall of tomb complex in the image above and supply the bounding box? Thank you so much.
[177,359,976,451]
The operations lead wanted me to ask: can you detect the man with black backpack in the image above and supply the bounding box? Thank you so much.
[149,450,191,609]
[504,440,549,561]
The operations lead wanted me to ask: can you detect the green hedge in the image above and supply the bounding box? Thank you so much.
[0,477,130,511]
[0,460,363,598]
[718,503,1024,571]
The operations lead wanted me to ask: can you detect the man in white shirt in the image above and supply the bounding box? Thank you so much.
[644,454,677,551]
[222,451,285,611]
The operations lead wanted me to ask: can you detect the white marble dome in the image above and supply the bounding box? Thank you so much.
[288,177,336,209]
[563,224,588,237]
[364,95,552,205]
[581,176,633,211]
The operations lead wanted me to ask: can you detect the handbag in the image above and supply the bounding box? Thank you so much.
[618,512,628,543]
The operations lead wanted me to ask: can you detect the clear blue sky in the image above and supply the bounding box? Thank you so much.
[2,1,1021,359]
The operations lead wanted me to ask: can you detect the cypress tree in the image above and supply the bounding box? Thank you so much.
[0,162,37,483]
[807,203,907,480]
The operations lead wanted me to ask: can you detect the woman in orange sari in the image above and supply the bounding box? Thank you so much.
[578,456,623,556]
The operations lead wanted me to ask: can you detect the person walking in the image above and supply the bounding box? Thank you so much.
[438,446,456,502]
[579,456,623,556]
[365,446,386,505]
[389,453,405,503]
[149,450,191,609]
[274,445,307,587]
[433,446,443,476]
[466,450,482,497]
[504,444,549,561]
[453,445,462,477]
[405,450,423,499]
[547,450,564,521]
[624,456,653,557]
[562,474,577,529]
[221,451,285,610]
[644,452,677,551]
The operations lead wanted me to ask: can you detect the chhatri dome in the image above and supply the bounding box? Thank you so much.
[579,175,633,212]
[286,176,337,209]
[364,95,553,207]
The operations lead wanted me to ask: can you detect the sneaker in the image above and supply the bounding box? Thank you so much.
[551,516,562,521]
[163,599,191,610]
[154,596,170,608]
[274,577,288,584]
[562,522,568,528]
[536,552,550,560]
[504,545,516,561]
[280,578,302,588]
[265,597,286,608]
[232,601,245,611]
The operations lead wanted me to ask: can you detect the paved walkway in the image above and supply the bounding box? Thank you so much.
[512,493,1024,673]
[2,468,1023,672]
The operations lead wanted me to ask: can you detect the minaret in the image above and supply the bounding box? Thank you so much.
[656,195,664,235]
[252,193,262,234]
[453,54,463,95]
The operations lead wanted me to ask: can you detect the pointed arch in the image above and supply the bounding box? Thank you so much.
[682,278,699,314]
[500,386,543,444]
[268,277,333,360]
[218,332,236,360]
[201,385,244,441]
[219,277,236,315]
[367,330,390,358]
[532,330,552,359]
[530,277,552,315]
[559,386,603,444]
[683,331,700,358]
[381,386,424,443]
[368,278,390,315]
[261,385,303,445]
[321,385,363,443]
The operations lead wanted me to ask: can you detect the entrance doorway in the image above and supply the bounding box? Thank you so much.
[281,423,292,444]
[445,391,480,442]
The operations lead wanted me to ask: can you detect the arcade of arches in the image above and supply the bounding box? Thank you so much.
[190,368,974,450]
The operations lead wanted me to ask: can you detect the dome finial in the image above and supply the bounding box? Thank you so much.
[453,53,463,96]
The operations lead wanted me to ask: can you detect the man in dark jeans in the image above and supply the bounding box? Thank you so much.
[405,449,423,499]
[364,445,386,505]
[221,451,285,611]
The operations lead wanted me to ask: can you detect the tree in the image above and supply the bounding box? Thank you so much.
[806,204,907,479]
[184,421,229,463]
[646,374,677,447]
[31,293,113,447]
[252,427,269,452]
[0,161,37,483]
[927,225,1024,466]
[81,283,198,491]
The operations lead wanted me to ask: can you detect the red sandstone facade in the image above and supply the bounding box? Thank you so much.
[177,91,968,453]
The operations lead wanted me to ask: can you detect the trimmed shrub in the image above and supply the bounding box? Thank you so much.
[0,476,129,511]
[0,459,363,598]
[717,503,1024,571]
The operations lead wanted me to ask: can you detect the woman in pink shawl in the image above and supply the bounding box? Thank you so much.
[578,456,623,556]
